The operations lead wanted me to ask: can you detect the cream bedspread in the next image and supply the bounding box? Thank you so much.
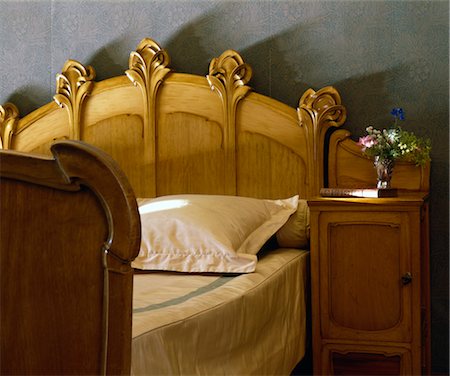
[131,248,309,375]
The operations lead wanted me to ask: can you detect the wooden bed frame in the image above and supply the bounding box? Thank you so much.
[0,38,430,375]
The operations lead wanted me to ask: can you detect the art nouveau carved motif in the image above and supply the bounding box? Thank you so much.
[297,86,346,197]
[126,38,171,105]
[0,103,19,150]
[207,50,252,194]
[54,60,96,140]
[125,38,171,196]
[126,41,169,122]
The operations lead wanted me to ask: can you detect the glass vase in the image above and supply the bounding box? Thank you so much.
[374,156,395,189]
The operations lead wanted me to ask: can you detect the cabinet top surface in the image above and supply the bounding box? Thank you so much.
[308,193,428,208]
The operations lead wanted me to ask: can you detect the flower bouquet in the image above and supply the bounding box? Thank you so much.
[358,108,431,188]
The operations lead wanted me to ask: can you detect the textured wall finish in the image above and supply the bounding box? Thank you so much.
[0,0,448,371]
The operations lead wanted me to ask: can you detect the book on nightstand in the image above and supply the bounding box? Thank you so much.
[320,187,398,198]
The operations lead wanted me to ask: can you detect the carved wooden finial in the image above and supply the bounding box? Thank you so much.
[297,86,347,197]
[0,103,20,149]
[125,38,171,197]
[54,60,96,140]
[207,50,252,195]
[207,49,252,104]
[298,86,346,129]
[125,38,171,136]
[126,38,171,93]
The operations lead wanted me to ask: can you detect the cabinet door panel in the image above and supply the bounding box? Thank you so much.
[321,343,412,376]
[319,212,412,342]
[332,352,401,375]
[329,222,401,331]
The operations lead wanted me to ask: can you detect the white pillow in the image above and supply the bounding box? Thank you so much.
[276,199,310,249]
[132,194,299,273]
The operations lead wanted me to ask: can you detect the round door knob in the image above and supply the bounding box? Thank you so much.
[401,272,413,285]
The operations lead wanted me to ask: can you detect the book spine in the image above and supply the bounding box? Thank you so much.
[320,188,363,197]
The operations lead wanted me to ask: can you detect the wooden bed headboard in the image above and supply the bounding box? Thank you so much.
[0,37,347,200]
[1,37,430,200]
[0,38,429,198]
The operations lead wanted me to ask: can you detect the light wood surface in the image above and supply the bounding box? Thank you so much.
[0,38,356,200]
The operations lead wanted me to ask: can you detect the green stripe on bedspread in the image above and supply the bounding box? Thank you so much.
[133,275,236,313]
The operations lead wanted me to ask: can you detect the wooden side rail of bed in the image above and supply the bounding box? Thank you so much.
[0,141,141,375]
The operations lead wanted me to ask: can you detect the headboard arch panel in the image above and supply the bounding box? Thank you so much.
[1,37,326,199]
[236,92,307,198]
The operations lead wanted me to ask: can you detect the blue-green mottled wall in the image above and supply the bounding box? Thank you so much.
[1,0,448,371]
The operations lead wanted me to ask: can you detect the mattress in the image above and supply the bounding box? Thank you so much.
[131,248,309,375]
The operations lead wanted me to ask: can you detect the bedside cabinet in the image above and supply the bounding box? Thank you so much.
[308,196,430,375]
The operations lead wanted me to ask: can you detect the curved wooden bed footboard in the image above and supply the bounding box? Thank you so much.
[0,141,141,375]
